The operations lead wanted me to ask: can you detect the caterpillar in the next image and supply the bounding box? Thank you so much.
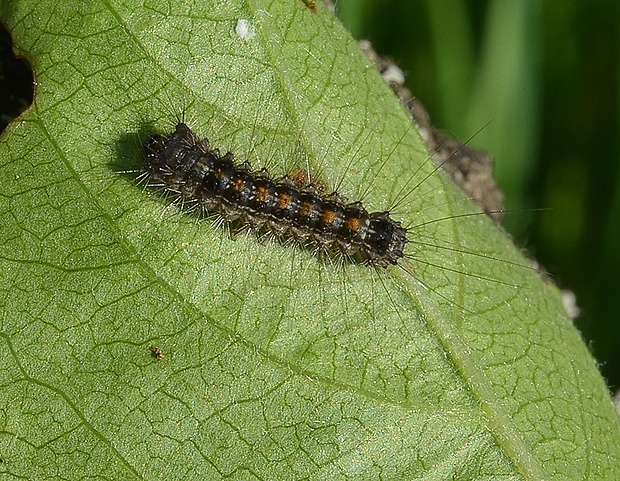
[141,122,408,267]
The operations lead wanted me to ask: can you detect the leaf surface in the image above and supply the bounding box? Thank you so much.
[0,0,618,479]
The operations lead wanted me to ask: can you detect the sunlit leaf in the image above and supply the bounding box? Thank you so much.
[0,1,618,479]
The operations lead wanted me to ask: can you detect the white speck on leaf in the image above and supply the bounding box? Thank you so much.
[235,19,255,41]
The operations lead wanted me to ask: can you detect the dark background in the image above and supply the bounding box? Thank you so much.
[1,0,619,390]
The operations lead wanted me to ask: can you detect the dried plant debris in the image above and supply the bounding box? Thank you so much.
[358,39,505,222]
[149,345,165,360]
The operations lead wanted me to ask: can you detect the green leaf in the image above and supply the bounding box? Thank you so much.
[1,0,618,479]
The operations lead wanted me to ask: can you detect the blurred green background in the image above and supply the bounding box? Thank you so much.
[1,0,618,391]
[336,0,620,391]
